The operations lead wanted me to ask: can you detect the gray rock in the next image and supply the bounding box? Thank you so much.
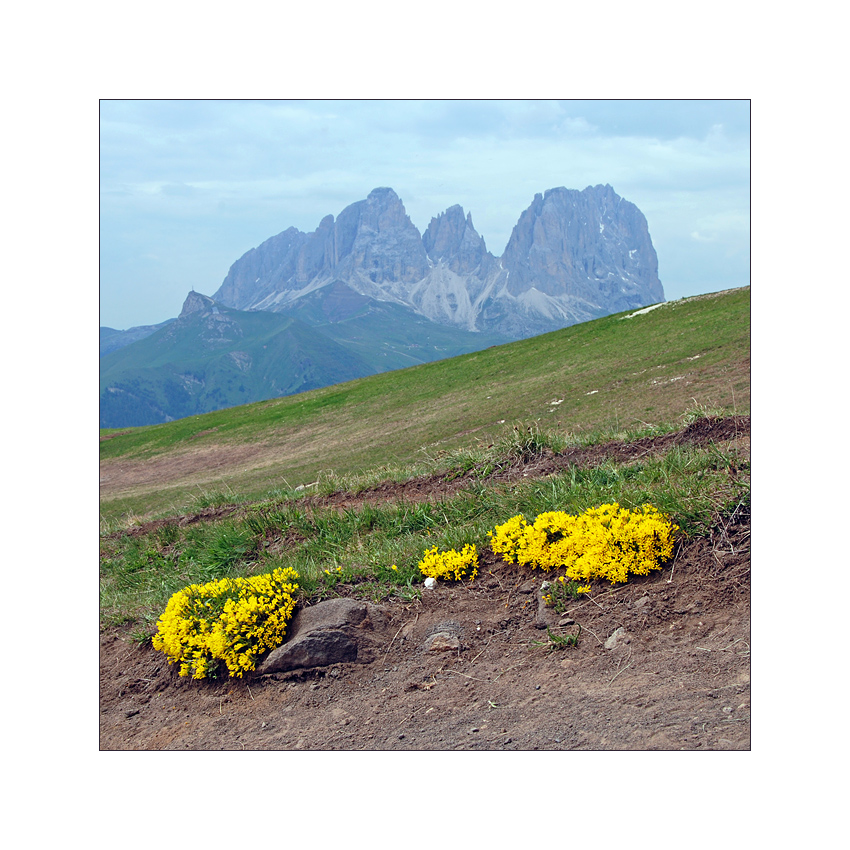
[424,633,461,652]
[179,291,217,318]
[422,621,463,652]
[257,598,385,674]
[499,186,663,327]
[605,627,628,649]
[422,205,496,277]
[534,589,558,630]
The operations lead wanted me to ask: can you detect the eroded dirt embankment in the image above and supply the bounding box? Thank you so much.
[100,503,750,751]
[101,417,750,751]
[111,415,749,537]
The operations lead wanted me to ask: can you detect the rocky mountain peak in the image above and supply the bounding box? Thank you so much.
[179,291,217,318]
[332,188,429,289]
[501,184,663,307]
[356,187,410,229]
[212,184,664,339]
[367,186,399,202]
[422,205,494,276]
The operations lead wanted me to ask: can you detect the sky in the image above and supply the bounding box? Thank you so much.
[100,99,750,330]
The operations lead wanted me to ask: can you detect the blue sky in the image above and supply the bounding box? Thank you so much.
[100,99,750,329]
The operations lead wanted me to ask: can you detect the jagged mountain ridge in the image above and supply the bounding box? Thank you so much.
[213,185,664,338]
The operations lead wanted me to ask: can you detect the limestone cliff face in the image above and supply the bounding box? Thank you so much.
[422,205,496,277]
[501,186,663,307]
[215,188,429,312]
[213,227,311,310]
[212,184,665,339]
[333,187,430,292]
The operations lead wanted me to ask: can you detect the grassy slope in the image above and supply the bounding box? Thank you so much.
[100,288,749,524]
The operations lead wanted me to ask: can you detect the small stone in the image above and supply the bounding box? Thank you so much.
[124,709,139,718]
[722,706,734,714]
[424,633,461,652]
[424,577,437,590]
[605,627,627,649]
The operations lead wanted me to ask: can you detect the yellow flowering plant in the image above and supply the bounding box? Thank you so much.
[152,566,300,679]
[417,543,479,582]
[489,503,677,585]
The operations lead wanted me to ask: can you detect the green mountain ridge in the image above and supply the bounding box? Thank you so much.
[100,320,176,357]
[99,288,511,428]
[99,302,374,428]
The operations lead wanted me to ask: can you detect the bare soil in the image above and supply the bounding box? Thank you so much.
[100,417,750,751]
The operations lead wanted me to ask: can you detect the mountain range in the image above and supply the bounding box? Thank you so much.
[213,183,664,339]
[100,184,665,428]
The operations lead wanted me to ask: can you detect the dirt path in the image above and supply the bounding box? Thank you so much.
[100,418,750,751]
[113,416,749,536]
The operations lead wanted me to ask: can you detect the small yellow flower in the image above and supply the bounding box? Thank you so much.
[417,544,478,582]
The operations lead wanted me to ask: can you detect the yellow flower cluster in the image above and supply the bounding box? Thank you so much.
[488,503,677,585]
[417,544,479,582]
[151,566,300,679]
